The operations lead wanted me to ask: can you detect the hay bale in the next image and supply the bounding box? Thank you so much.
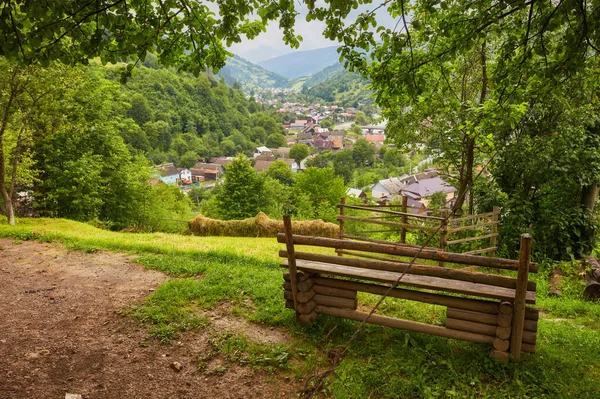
[188,213,339,238]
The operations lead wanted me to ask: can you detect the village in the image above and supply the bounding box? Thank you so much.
[151,101,457,216]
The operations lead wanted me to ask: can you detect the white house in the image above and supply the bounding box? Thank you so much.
[371,176,410,200]
[253,146,272,158]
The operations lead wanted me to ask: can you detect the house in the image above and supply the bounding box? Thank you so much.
[253,153,295,172]
[295,119,308,125]
[154,164,192,185]
[361,125,386,135]
[253,146,272,158]
[313,135,326,150]
[329,131,345,140]
[190,162,224,181]
[297,131,313,141]
[317,129,330,138]
[272,147,291,159]
[371,176,410,200]
[400,176,457,208]
[346,188,368,203]
[331,139,343,150]
[209,156,234,166]
[365,134,386,144]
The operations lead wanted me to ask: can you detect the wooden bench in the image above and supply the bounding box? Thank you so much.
[278,216,539,363]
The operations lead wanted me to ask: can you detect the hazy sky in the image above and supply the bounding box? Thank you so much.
[228,2,397,63]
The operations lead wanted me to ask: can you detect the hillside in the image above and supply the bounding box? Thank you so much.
[258,45,341,79]
[304,68,374,106]
[217,55,288,91]
[302,62,345,88]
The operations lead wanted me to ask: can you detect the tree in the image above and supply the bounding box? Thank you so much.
[349,125,362,135]
[320,118,335,130]
[289,143,310,166]
[266,133,286,149]
[188,186,207,207]
[383,148,406,169]
[127,93,153,125]
[352,138,375,167]
[305,153,331,169]
[261,176,294,219]
[250,126,267,144]
[307,1,600,213]
[294,167,345,223]
[1,1,302,76]
[354,111,368,126]
[216,154,263,220]
[0,60,74,225]
[265,160,295,186]
[220,139,237,156]
[252,112,283,136]
[333,150,355,184]
[32,70,154,229]
[179,151,199,168]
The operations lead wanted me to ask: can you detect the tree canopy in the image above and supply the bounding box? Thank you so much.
[0,0,301,76]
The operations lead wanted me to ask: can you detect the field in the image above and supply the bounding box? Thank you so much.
[1,217,600,398]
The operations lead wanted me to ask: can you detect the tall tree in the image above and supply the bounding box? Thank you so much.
[294,167,345,222]
[0,60,73,225]
[216,154,263,220]
[289,143,310,166]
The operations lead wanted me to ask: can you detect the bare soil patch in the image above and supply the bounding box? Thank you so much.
[0,238,297,399]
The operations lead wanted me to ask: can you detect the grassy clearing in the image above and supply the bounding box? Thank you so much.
[2,217,600,397]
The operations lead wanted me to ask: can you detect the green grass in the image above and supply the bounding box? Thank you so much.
[2,216,600,397]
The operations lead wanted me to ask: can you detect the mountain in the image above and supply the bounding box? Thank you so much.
[302,63,345,88]
[216,52,374,107]
[258,45,341,79]
[217,55,288,91]
[303,68,374,107]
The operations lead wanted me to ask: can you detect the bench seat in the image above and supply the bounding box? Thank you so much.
[281,259,536,304]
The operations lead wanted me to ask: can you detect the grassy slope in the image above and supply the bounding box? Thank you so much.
[1,217,599,397]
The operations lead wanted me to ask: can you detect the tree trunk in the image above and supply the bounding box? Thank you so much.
[453,43,486,215]
[453,136,475,213]
[0,188,14,225]
[0,68,19,226]
[581,184,597,214]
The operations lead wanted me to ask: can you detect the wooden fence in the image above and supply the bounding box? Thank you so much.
[337,198,500,257]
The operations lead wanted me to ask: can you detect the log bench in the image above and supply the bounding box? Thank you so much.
[278,216,539,363]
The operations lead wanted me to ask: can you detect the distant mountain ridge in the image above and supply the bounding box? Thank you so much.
[216,49,373,106]
[217,55,288,91]
[257,45,341,79]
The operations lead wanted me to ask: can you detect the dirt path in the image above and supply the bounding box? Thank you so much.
[0,239,297,399]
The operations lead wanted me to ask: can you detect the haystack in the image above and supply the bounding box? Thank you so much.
[188,212,339,237]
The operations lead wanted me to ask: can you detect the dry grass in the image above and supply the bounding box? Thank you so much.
[188,212,339,238]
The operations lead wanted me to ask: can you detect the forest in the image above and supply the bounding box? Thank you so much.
[0,57,296,231]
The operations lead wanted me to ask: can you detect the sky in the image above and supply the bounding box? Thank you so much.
[228,2,397,63]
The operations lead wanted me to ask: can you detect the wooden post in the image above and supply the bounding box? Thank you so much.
[510,233,532,360]
[489,206,500,257]
[338,197,345,256]
[400,196,408,244]
[283,215,300,315]
[439,208,449,267]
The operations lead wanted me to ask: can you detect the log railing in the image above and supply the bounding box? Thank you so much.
[337,199,501,257]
